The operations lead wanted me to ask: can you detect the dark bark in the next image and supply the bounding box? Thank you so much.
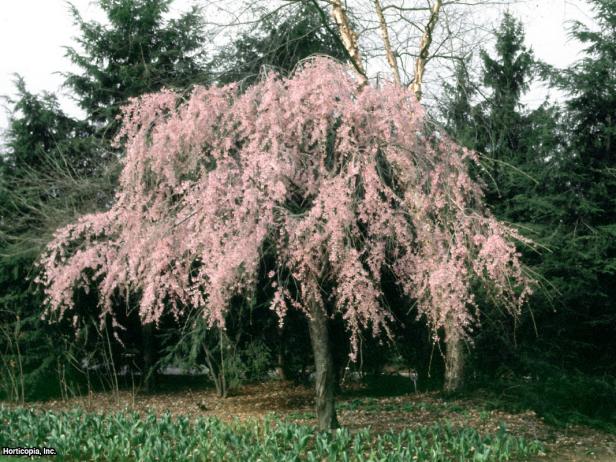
[142,322,155,392]
[275,326,286,380]
[444,319,464,392]
[203,330,228,398]
[307,300,339,431]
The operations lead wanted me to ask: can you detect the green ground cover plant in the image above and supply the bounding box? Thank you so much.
[0,406,542,461]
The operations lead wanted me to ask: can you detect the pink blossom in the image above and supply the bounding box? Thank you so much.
[37,58,533,357]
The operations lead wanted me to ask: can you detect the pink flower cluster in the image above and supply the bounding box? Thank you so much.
[37,58,533,357]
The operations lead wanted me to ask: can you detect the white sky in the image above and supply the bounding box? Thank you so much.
[0,0,597,137]
[499,0,596,106]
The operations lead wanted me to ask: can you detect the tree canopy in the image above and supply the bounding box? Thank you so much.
[38,58,532,364]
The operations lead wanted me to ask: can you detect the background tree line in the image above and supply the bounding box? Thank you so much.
[0,0,614,430]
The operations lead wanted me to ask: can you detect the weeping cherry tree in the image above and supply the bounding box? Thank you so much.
[37,58,532,430]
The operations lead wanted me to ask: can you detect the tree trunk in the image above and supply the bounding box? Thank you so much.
[307,301,339,431]
[142,322,155,392]
[374,0,401,86]
[443,318,464,392]
[330,0,368,82]
[410,0,443,100]
[275,326,286,380]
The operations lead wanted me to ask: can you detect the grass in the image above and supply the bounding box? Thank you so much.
[0,406,543,461]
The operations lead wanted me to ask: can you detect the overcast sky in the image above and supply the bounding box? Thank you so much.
[0,0,597,136]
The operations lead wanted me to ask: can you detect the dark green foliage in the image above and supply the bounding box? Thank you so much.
[156,311,272,397]
[0,79,110,241]
[480,13,533,111]
[0,76,118,402]
[213,2,347,87]
[514,0,616,376]
[64,0,209,136]
[1,77,95,174]
[477,366,616,432]
[440,62,481,150]
[472,13,536,206]
[439,5,616,415]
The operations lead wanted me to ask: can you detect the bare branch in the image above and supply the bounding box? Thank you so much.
[410,0,443,100]
[374,0,401,86]
[329,0,368,82]
[306,0,369,81]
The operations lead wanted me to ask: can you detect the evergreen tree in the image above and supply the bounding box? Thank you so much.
[541,0,616,372]
[477,13,535,209]
[64,0,209,136]
[1,77,105,181]
[213,2,348,87]
[438,14,535,380]
[440,60,480,150]
[2,78,90,172]
[440,14,542,218]
[0,80,114,401]
[440,6,616,384]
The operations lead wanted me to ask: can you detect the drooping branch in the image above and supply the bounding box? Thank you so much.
[37,57,534,427]
[39,57,532,354]
[410,0,443,100]
[374,0,401,86]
